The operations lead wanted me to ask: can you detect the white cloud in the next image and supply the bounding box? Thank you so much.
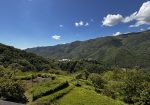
[113,32,122,36]
[75,21,89,27]
[123,12,137,23]
[52,35,61,40]
[148,27,150,29]
[102,1,150,27]
[140,28,144,31]
[85,22,89,26]
[129,1,150,27]
[79,21,84,26]
[75,22,79,27]
[102,14,123,26]
[59,25,63,28]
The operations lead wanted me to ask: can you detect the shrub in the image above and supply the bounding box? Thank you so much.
[0,79,27,103]
[88,73,106,89]
[74,81,81,87]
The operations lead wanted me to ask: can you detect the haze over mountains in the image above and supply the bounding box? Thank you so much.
[26,30,150,69]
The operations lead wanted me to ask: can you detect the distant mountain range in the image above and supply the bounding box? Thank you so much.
[26,30,150,68]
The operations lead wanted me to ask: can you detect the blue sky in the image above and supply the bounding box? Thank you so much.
[0,0,150,49]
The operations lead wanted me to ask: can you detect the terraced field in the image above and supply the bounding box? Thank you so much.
[19,71,126,105]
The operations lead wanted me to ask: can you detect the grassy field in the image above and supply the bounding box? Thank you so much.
[57,87,126,105]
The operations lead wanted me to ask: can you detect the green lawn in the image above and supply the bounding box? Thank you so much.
[57,87,126,105]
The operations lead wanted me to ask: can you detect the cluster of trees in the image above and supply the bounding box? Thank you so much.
[58,59,107,73]
[76,68,150,105]
[0,79,27,103]
[0,66,27,103]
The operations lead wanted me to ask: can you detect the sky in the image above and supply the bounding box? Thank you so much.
[0,0,150,49]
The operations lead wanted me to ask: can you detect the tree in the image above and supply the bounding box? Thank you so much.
[0,79,27,103]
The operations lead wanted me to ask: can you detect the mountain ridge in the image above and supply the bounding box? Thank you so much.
[26,30,150,68]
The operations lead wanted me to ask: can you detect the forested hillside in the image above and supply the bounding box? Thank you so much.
[0,43,53,71]
[26,30,150,69]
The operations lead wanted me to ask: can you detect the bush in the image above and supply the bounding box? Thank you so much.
[88,73,106,89]
[74,81,81,87]
[75,71,89,80]
[0,79,27,103]
[100,69,150,105]
[122,70,150,104]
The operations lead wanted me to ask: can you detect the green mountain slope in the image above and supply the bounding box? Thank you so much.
[26,30,150,68]
[0,43,53,71]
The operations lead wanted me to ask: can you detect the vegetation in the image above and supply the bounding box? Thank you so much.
[0,31,150,105]
[32,81,69,101]
[86,69,150,105]
[26,30,150,69]
[0,43,53,71]
[57,87,125,105]
[32,85,74,105]
[58,59,106,73]
[0,78,27,103]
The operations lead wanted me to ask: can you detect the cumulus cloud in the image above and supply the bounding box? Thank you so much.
[102,1,150,27]
[52,35,61,40]
[113,32,122,36]
[75,21,89,27]
[102,14,123,26]
[129,1,150,27]
[123,12,137,23]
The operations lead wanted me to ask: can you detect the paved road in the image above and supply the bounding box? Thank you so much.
[0,100,25,105]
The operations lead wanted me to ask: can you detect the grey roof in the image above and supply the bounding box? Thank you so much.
[0,100,25,105]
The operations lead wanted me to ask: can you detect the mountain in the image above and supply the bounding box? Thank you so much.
[0,43,53,71]
[26,30,150,68]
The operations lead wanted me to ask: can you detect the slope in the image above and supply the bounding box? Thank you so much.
[0,43,52,71]
[26,30,150,68]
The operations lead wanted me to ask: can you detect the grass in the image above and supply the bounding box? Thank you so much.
[57,87,126,105]
[32,85,74,105]
[25,78,61,100]
[21,71,126,105]
[32,81,69,101]
[25,74,73,103]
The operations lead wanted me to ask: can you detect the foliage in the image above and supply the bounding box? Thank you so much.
[26,30,150,68]
[0,78,27,103]
[88,73,106,89]
[0,43,53,71]
[59,59,106,73]
[122,70,150,104]
[92,69,150,105]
